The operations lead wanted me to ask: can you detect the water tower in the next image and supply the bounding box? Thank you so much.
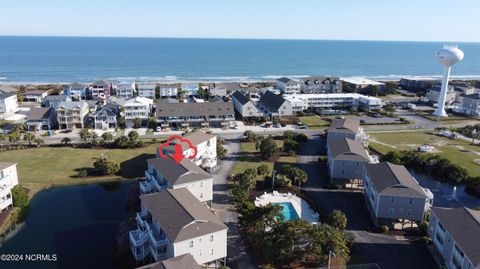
[432,46,464,117]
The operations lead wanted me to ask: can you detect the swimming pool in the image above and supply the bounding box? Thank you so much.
[274,202,299,221]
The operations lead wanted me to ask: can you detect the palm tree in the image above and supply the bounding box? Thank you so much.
[79,128,91,143]
[101,132,113,143]
[23,132,35,146]
[8,132,21,145]
[34,138,44,147]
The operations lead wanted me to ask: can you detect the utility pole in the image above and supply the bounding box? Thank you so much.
[328,250,336,269]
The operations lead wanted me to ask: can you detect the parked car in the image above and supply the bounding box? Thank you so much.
[297,125,308,129]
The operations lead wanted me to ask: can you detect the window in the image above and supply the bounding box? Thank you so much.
[210,249,214,255]
[199,250,202,257]
[388,208,394,215]
[407,209,412,216]
[391,197,395,204]
[200,193,203,198]
[409,198,413,205]
[199,237,202,242]
[200,182,203,187]
[210,235,214,242]
[189,241,194,248]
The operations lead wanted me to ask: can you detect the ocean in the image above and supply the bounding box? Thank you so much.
[0,36,479,84]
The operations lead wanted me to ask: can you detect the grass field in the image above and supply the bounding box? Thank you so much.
[369,131,480,177]
[241,140,285,153]
[0,145,158,190]
[298,116,330,127]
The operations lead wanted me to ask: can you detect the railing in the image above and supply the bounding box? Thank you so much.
[129,229,149,247]
[149,245,167,262]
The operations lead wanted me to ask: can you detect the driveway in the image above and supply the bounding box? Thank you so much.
[210,134,258,269]
[297,135,438,269]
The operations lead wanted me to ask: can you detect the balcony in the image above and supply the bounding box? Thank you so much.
[129,228,149,248]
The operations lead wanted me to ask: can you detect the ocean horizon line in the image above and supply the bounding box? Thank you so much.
[1,34,479,44]
[1,74,480,85]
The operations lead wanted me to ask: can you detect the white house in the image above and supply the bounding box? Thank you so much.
[116,82,136,99]
[159,84,179,98]
[458,93,480,117]
[232,91,263,118]
[21,90,48,103]
[130,188,227,267]
[428,206,480,269]
[124,97,154,128]
[363,162,433,227]
[160,131,217,170]
[137,83,157,99]
[140,156,213,203]
[26,107,56,131]
[0,92,19,115]
[0,163,19,212]
[276,77,301,95]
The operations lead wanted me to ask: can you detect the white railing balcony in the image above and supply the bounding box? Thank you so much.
[139,180,153,195]
[149,232,167,249]
[129,229,150,247]
[136,212,148,229]
[150,245,168,262]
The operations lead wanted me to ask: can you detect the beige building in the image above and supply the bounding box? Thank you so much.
[56,101,89,129]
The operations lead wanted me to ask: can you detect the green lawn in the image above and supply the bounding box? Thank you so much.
[241,140,285,153]
[369,131,480,177]
[298,116,330,127]
[232,155,296,181]
[0,145,158,187]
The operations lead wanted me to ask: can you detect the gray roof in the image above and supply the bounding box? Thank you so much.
[137,83,156,90]
[0,91,16,99]
[155,102,234,117]
[328,118,359,135]
[68,82,86,89]
[92,80,110,87]
[140,188,227,243]
[107,96,126,106]
[432,207,480,267]
[277,77,296,84]
[259,91,286,112]
[365,162,428,198]
[95,106,117,117]
[141,254,200,269]
[182,131,216,146]
[0,85,18,93]
[158,98,179,104]
[232,91,250,105]
[147,156,211,185]
[45,95,68,101]
[0,162,16,170]
[302,76,341,84]
[27,107,54,121]
[464,93,480,100]
[328,137,369,161]
[57,101,88,110]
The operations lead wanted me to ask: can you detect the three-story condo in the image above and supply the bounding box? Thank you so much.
[129,188,227,267]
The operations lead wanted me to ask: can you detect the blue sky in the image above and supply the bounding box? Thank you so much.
[1,0,479,42]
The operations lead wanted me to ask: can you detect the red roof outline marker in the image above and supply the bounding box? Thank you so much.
[158,135,198,163]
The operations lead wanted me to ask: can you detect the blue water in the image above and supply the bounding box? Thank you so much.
[274,202,299,221]
[0,182,131,269]
[1,36,480,83]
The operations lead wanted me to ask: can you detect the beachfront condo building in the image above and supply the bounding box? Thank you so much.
[283,93,382,112]
[129,188,227,267]
[159,84,179,97]
[428,206,480,269]
[140,155,213,203]
[116,82,136,99]
[300,76,342,94]
[137,83,157,99]
[363,162,433,227]
[276,77,301,95]
[0,163,19,212]
[458,93,480,117]
[63,82,88,100]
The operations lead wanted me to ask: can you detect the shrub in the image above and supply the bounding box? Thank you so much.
[93,156,120,176]
[327,210,348,230]
[77,168,88,178]
[380,225,389,233]
[318,156,327,163]
[12,185,29,207]
[418,221,429,236]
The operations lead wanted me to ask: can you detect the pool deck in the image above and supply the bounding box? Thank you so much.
[254,191,320,223]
